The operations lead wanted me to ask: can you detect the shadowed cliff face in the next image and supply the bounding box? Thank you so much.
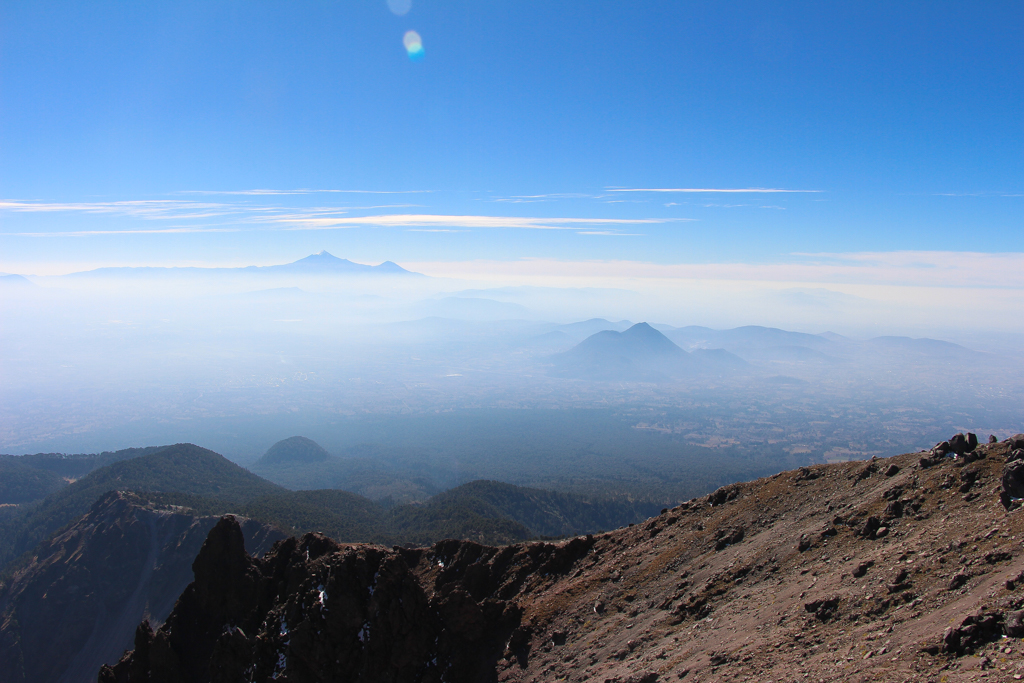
[104,435,1024,683]
[0,492,283,683]
[101,515,595,683]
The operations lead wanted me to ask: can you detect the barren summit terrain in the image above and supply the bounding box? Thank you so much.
[105,436,1024,683]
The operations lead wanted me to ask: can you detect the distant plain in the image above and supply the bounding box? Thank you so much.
[3,254,1021,508]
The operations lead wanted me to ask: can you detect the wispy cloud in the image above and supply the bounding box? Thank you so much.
[178,188,433,195]
[932,192,1024,197]
[274,214,682,231]
[0,199,680,236]
[0,199,420,232]
[663,201,786,209]
[607,187,820,194]
[792,250,1024,272]
[576,230,644,236]
[0,199,242,220]
[403,251,1024,290]
[487,192,601,203]
[10,227,243,237]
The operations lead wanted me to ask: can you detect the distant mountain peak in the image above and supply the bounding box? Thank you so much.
[62,252,423,277]
[258,436,332,466]
[293,251,350,264]
[284,252,417,275]
[623,322,657,335]
[550,322,692,381]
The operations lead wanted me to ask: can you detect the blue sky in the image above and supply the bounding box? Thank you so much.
[0,1,1020,274]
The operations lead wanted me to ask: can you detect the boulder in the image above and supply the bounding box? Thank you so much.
[949,433,969,456]
[794,466,821,481]
[1001,461,1024,509]
[984,550,1012,564]
[804,597,840,622]
[941,612,1004,655]
[887,567,911,593]
[860,516,882,539]
[949,571,971,591]
[884,500,904,519]
[959,468,979,493]
[705,484,741,506]
[883,485,904,501]
[852,560,873,578]
[854,463,877,483]
[1005,611,1024,638]
[714,527,744,551]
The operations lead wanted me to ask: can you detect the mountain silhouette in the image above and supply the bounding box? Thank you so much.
[257,436,333,466]
[63,251,421,278]
[0,274,35,288]
[551,322,696,381]
[264,250,416,275]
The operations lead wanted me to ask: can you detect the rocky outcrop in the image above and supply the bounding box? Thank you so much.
[0,492,282,683]
[104,434,1024,682]
[101,518,595,683]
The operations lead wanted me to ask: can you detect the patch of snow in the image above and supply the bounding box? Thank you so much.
[271,651,287,679]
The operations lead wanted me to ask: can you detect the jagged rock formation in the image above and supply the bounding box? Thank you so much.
[0,492,283,683]
[104,434,1024,682]
[100,516,588,683]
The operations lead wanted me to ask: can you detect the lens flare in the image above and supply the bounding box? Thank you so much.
[387,0,411,16]
[403,30,424,61]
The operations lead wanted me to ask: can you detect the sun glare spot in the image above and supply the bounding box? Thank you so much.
[403,30,424,61]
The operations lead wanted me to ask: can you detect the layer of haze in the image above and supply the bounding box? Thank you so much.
[1,2,1021,482]
[2,260,1022,472]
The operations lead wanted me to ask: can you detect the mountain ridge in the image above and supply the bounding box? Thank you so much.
[552,322,746,381]
[0,443,284,571]
[58,251,421,278]
[102,434,1024,683]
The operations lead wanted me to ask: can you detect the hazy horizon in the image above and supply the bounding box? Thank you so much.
[2,2,1022,463]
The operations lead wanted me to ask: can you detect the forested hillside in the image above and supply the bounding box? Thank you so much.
[0,444,673,575]
[0,444,284,570]
[140,480,664,547]
[0,446,168,505]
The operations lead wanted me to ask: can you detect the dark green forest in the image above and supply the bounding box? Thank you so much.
[0,442,668,577]
[248,409,791,504]
[0,444,284,570]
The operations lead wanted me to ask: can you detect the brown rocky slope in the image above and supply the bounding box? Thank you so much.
[103,434,1024,683]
